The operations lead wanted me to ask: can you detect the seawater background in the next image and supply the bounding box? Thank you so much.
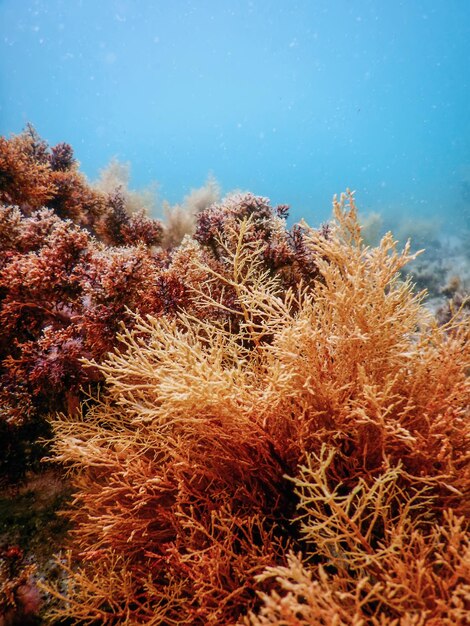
[0,0,469,231]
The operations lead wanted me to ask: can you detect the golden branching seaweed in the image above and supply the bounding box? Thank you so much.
[290,446,434,570]
[244,509,470,625]
[46,191,469,624]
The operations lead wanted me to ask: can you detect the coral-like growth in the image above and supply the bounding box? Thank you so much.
[94,190,163,246]
[0,205,171,476]
[0,126,166,478]
[45,192,469,624]
[0,126,164,237]
[0,124,56,211]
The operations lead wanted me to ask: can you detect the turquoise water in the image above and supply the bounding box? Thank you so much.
[1,0,469,229]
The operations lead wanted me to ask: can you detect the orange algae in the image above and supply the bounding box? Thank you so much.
[43,193,469,624]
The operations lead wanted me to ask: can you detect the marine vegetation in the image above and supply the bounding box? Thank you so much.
[0,128,316,481]
[42,193,469,624]
[0,126,163,479]
[1,128,469,623]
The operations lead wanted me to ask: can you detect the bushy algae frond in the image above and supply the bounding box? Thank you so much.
[46,192,469,624]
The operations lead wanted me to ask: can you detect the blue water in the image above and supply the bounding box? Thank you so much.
[1,0,469,230]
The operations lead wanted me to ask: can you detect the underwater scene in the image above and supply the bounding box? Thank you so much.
[0,1,469,624]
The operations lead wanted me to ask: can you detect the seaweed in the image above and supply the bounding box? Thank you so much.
[43,193,469,624]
